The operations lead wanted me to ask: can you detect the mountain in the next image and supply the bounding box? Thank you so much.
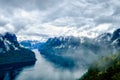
[0,32,36,67]
[38,28,120,69]
[111,28,120,42]
[94,28,120,51]
[79,28,120,80]
[110,28,120,50]
[19,28,120,70]
[38,36,111,69]
[20,40,44,50]
[95,33,112,44]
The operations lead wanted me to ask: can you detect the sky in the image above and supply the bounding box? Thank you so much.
[0,0,120,41]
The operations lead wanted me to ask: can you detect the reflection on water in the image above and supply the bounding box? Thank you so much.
[0,50,86,80]
[0,61,35,80]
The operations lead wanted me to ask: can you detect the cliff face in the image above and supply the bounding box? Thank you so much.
[0,32,36,65]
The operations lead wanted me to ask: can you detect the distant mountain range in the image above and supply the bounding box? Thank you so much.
[20,40,44,50]
[38,28,120,68]
[20,28,120,69]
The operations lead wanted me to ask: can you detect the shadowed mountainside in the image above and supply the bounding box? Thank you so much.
[0,32,36,66]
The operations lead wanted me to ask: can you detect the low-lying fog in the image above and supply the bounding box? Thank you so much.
[15,50,86,80]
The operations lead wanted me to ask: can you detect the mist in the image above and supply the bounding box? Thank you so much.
[15,50,86,80]
[16,37,114,80]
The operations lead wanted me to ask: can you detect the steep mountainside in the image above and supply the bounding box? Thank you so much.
[0,32,36,66]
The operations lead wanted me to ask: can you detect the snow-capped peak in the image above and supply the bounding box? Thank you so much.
[0,32,19,53]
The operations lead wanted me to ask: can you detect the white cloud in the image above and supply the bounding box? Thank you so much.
[0,0,120,41]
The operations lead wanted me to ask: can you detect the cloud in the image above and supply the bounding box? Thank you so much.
[0,20,8,26]
[0,0,63,11]
[0,0,120,41]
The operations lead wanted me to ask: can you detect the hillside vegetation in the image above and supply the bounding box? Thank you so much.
[79,50,120,80]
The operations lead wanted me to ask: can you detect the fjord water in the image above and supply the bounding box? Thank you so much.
[12,49,86,80]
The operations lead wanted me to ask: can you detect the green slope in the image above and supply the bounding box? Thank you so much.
[79,50,120,80]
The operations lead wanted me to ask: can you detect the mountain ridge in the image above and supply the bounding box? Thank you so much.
[0,32,36,66]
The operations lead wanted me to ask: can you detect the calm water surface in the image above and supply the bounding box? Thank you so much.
[2,50,86,80]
